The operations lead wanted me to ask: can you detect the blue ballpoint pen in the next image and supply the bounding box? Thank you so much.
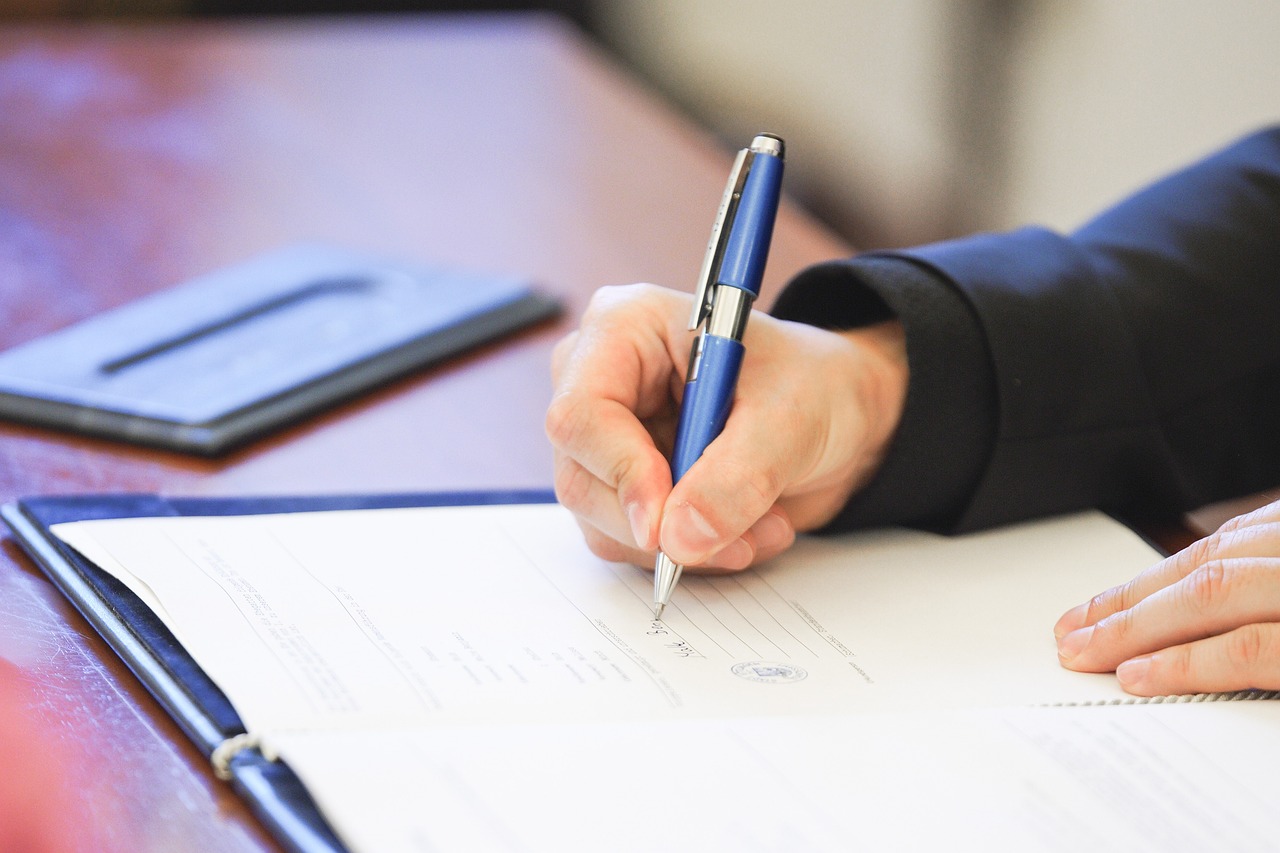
[653,133,785,619]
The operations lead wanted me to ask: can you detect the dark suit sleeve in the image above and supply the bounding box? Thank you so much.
[774,126,1280,532]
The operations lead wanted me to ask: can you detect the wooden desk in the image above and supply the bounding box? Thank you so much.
[0,14,848,850]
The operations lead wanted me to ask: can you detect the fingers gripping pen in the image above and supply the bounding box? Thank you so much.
[653,133,785,619]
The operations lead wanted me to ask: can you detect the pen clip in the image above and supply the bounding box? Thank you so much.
[689,148,753,330]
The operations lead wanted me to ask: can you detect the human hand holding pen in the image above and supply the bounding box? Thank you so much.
[545,283,907,572]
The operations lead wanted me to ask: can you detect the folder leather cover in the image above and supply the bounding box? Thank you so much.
[0,245,559,455]
[1,489,555,853]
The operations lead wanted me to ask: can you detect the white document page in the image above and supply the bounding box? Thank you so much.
[266,701,1280,853]
[53,503,1163,735]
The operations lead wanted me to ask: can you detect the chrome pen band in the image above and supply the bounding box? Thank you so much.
[705,284,752,340]
[687,286,752,383]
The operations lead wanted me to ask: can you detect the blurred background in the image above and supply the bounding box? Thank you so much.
[2,0,1278,251]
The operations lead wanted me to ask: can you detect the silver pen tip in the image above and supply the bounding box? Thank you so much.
[652,551,683,619]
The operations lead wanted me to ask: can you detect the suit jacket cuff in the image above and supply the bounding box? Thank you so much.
[773,255,996,531]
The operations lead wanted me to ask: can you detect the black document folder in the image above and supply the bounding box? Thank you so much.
[1,489,555,853]
[0,245,559,455]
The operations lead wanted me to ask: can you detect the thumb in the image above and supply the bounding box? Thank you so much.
[657,438,792,568]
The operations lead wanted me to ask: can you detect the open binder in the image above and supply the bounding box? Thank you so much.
[2,490,554,853]
[7,491,1280,851]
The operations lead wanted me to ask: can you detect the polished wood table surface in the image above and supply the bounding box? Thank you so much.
[0,13,848,850]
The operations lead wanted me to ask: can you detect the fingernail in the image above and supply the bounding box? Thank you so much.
[751,512,793,554]
[1054,603,1090,639]
[626,502,651,549]
[663,502,721,563]
[1116,657,1150,690]
[1057,625,1094,664]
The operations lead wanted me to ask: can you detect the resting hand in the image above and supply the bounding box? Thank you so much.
[1055,498,1280,695]
[546,283,907,572]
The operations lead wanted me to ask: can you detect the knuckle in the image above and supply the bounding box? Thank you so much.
[605,453,635,495]
[1085,590,1112,623]
[1184,531,1223,574]
[722,456,783,514]
[1216,513,1247,535]
[606,449,659,505]
[1085,580,1135,626]
[1181,560,1233,615]
[1107,578,1142,614]
[1164,644,1196,684]
[1224,624,1275,673]
[544,391,589,450]
[1234,521,1280,554]
[1096,606,1137,644]
[553,457,596,513]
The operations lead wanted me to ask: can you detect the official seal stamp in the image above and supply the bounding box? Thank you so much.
[730,661,807,684]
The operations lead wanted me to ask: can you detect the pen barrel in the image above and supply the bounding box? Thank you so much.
[670,333,744,482]
[716,152,784,298]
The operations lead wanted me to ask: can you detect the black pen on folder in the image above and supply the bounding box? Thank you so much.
[653,134,785,619]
